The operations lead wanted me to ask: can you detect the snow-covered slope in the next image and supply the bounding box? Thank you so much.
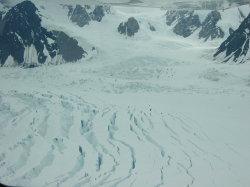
[0,1,250,187]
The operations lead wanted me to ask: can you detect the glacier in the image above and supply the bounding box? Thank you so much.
[0,1,250,187]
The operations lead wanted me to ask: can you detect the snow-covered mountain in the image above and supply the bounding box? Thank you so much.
[165,7,250,63]
[0,1,250,187]
[0,0,249,66]
[0,1,90,67]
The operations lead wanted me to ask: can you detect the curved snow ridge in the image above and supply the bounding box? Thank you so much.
[0,91,230,187]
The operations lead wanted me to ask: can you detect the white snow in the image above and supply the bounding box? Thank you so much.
[0,1,250,187]
[3,55,16,67]
[23,45,39,66]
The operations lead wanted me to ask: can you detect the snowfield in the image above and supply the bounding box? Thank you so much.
[0,1,250,187]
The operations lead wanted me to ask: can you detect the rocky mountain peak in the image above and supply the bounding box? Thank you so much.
[199,10,224,41]
[173,11,201,38]
[70,5,91,27]
[0,0,86,67]
[68,4,107,27]
[166,10,201,38]
[214,13,250,63]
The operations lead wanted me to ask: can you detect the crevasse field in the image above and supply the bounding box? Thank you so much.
[0,1,250,187]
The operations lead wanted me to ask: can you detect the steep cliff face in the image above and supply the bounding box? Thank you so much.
[166,10,201,38]
[53,31,86,63]
[0,1,86,67]
[166,10,230,41]
[91,6,105,22]
[68,4,108,27]
[214,13,250,63]
[70,5,91,27]
[199,11,224,41]
[166,10,186,26]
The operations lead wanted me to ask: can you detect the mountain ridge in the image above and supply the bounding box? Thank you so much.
[0,0,87,67]
[0,0,249,66]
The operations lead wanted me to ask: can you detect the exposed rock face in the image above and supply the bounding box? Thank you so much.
[92,6,105,22]
[149,23,156,31]
[0,1,86,67]
[166,10,227,40]
[118,17,140,37]
[173,11,201,38]
[0,1,56,65]
[214,13,250,63]
[166,10,186,26]
[68,5,107,27]
[53,31,86,62]
[199,11,224,41]
[166,10,201,38]
[70,5,91,27]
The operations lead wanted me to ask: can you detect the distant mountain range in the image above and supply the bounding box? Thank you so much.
[0,0,249,66]
[165,8,249,63]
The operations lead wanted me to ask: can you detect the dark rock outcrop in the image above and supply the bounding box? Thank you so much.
[199,11,224,41]
[68,5,107,27]
[166,10,187,26]
[0,1,56,65]
[166,10,201,38]
[0,1,86,66]
[70,5,91,27]
[118,17,140,37]
[166,10,226,40]
[0,183,11,187]
[91,6,105,22]
[173,11,201,38]
[53,31,86,62]
[214,13,250,63]
[149,23,156,31]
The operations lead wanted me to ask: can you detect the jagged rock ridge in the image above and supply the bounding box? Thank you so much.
[0,1,86,67]
[91,6,105,22]
[53,31,86,62]
[166,10,201,38]
[67,5,107,27]
[70,5,91,27]
[166,10,224,40]
[199,11,224,41]
[214,13,250,63]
